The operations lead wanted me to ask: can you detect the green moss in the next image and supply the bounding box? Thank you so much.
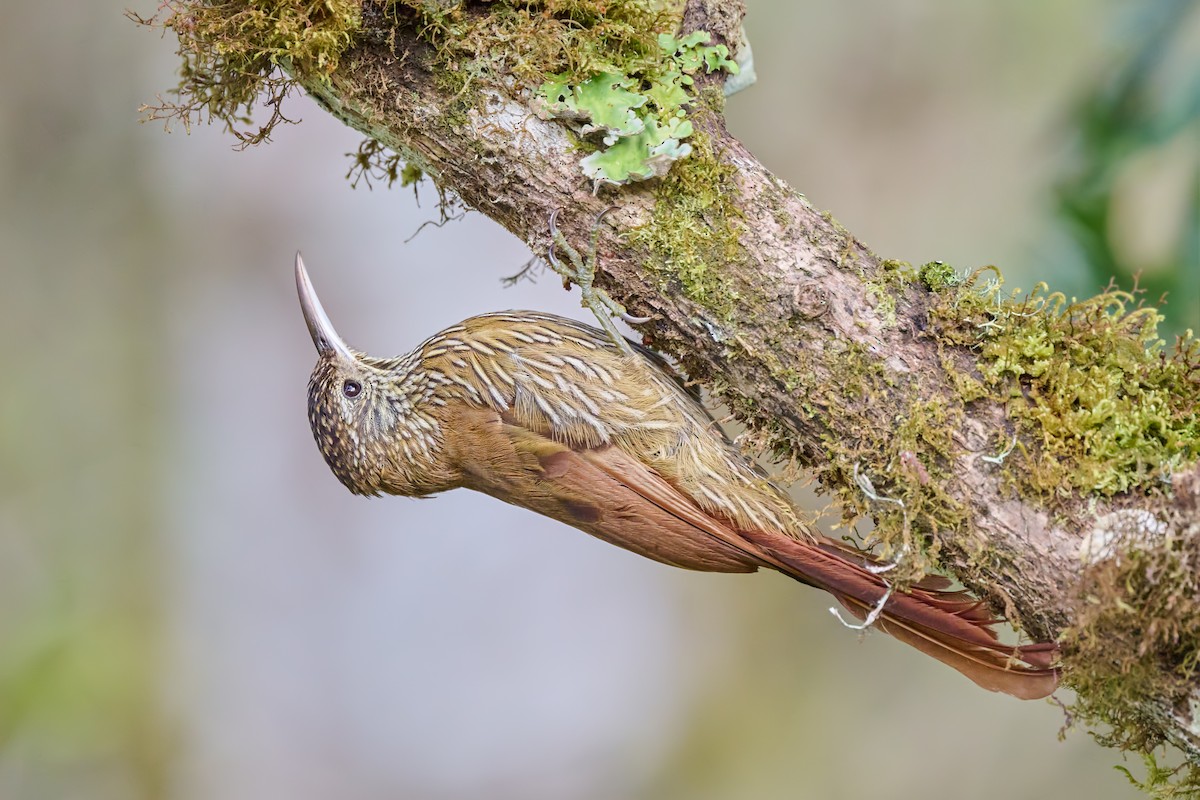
[384,1,742,188]
[390,0,676,90]
[131,1,363,145]
[918,260,962,291]
[135,0,696,150]
[865,259,922,327]
[879,258,914,276]
[930,273,1199,499]
[724,327,973,586]
[1065,509,1200,784]
[1116,752,1200,800]
[628,131,746,322]
[820,373,971,581]
[865,282,898,327]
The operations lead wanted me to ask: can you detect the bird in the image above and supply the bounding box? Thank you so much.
[295,252,1059,699]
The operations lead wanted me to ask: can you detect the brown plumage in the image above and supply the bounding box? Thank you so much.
[296,254,1059,699]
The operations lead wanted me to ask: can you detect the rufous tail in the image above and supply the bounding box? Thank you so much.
[739,529,1060,700]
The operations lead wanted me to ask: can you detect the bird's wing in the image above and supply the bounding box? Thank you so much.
[460,405,1059,699]
[454,408,760,574]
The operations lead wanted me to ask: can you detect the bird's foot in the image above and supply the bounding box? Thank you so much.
[547,207,649,353]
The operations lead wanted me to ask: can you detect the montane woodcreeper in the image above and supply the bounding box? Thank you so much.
[296,253,1059,699]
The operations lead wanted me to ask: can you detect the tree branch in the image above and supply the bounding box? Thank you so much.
[142,0,1200,778]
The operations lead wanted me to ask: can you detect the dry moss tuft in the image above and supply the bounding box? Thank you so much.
[134,0,685,146]
[394,0,678,88]
[1066,466,1200,794]
[131,1,363,145]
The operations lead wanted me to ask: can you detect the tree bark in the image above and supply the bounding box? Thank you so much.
[251,0,1197,766]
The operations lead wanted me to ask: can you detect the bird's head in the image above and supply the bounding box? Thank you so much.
[295,253,402,496]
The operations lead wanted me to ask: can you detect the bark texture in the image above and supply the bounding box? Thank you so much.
[277,0,1198,765]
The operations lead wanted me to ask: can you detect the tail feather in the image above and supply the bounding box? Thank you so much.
[742,529,1061,700]
[563,442,1060,699]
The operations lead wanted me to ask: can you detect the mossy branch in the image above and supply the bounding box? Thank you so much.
[136,0,1200,789]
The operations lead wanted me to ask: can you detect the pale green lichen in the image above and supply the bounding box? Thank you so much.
[538,71,649,143]
[535,30,739,189]
[580,114,695,186]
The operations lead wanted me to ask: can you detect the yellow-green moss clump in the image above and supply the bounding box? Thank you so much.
[930,270,1199,500]
[397,0,677,90]
[136,0,683,146]
[139,0,736,199]
[132,1,363,145]
[629,131,747,322]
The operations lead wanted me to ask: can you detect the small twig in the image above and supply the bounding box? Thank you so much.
[501,255,543,287]
[1049,694,1074,741]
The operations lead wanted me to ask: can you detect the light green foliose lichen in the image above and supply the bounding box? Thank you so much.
[535,30,739,189]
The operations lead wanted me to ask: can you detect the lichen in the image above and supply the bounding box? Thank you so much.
[133,0,702,151]
[534,31,739,188]
[134,0,753,215]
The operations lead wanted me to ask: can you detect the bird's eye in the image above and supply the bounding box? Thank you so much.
[342,380,362,398]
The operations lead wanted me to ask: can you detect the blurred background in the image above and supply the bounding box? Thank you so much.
[1,0,1197,798]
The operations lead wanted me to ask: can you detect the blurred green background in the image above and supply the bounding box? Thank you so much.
[1,1,1196,798]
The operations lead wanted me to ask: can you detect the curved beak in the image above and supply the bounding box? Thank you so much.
[295,252,355,361]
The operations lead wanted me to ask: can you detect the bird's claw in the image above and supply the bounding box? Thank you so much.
[546,206,646,354]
